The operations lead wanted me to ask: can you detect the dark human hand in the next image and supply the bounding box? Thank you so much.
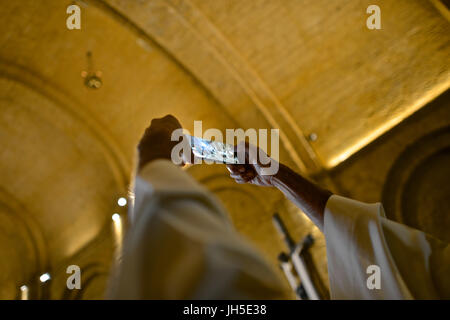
[137,115,187,170]
[226,142,278,187]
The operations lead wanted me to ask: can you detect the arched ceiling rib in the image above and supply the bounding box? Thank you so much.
[103,0,450,170]
[0,0,449,298]
[101,0,319,173]
[0,0,239,274]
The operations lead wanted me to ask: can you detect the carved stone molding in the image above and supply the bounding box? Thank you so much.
[382,126,450,242]
[89,0,320,174]
[0,61,129,269]
[0,187,47,299]
[0,59,130,186]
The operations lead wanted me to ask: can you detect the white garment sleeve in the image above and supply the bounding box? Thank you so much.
[324,195,450,299]
[106,160,287,299]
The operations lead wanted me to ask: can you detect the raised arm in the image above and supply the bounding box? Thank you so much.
[227,143,332,232]
[107,116,288,299]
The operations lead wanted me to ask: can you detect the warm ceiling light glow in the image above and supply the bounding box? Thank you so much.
[20,285,29,300]
[112,213,123,258]
[326,80,450,168]
[117,197,127,207]
[39,273,51,283]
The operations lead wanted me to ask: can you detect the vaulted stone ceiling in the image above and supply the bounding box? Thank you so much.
[0,0,448,299]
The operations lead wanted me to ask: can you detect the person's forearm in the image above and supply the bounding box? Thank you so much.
[271,164,332,232]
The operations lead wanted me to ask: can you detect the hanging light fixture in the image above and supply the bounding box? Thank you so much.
[81,51,103,89]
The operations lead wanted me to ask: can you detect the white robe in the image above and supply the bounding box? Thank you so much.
[106,160,288,299]
[325,195,450,299]
[106,160,449,299]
